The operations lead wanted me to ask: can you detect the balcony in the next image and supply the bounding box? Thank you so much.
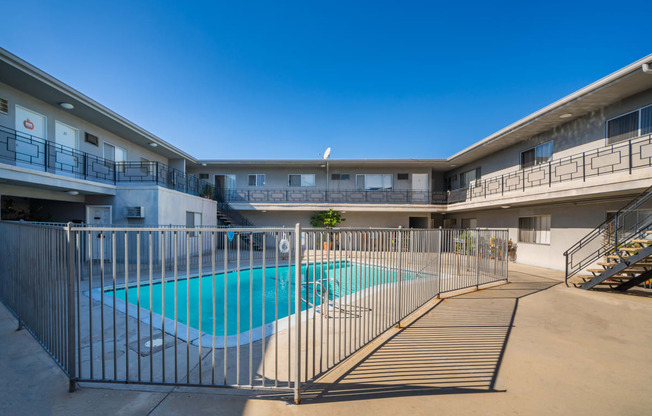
[448,133,652,205]
[222,188,448,205]
[0,124,214,198]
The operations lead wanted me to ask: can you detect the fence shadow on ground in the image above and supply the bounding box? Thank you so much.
[296,275,559,404]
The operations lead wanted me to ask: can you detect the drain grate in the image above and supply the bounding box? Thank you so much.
[128,335,177,357]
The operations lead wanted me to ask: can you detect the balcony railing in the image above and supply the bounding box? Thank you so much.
[3,123,650,207]
[448,133,652,204]
[222,188,448,205]
[0,124,214,199]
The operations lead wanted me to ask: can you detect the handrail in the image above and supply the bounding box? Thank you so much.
[0,124,216,200]
[448,133,652,204]
[563,184,652,285]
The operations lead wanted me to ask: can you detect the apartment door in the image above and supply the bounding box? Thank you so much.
[15,105,47,169]
[55,121,79,177]
[87,206,112,260]
[214,175,226,202]
[214,174,236,202]
[411,173,429,203]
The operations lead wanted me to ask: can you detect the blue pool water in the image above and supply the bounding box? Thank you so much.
[110,261,401,337]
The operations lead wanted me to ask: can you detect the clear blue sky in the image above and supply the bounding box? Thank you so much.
[2,1,651,160]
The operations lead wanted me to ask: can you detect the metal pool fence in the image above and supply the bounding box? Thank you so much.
[0,222,508,403]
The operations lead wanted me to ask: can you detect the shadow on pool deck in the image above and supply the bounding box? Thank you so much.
[298,272,560,404]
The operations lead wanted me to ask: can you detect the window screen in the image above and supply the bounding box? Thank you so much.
[356,174,393,191]
[289,174,315,187]
[607,111,639,144]
[642,105,652,135]
[248,174,265,186]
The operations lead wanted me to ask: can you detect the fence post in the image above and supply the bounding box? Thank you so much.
[65,223,77,392]
[476,229,480,288]
[397,229,403,327]
[437,227,442,296]
[293,223,302,405]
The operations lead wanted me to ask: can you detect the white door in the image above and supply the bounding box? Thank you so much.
[411,173,429,203]
[15,105,47,169]
[55,121,79,177]
[87,206,112,260]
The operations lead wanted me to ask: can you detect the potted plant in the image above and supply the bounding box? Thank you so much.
[200,182,215,199]
[310,208,346,249]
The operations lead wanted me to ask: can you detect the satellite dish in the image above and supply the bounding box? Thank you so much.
[323,147,331,160]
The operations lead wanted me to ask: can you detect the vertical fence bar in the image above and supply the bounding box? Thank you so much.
[65,224,77,391]
[294,223,302,405]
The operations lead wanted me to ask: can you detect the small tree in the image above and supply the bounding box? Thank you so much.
[200,182,215,199]
[310,208,346,228]
[310,209,346,249]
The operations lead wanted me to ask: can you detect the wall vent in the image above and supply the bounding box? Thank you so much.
[0,98,8,115]
[126,206,145,218]
[85,132,99,146]
[397,173,409,180]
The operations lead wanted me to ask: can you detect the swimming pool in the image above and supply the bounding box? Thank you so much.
[101,261,405,345]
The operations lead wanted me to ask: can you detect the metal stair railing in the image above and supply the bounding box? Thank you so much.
[564,185,652,286]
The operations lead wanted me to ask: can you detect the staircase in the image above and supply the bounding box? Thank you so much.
[216,202,264,251]
[564,185,652,291]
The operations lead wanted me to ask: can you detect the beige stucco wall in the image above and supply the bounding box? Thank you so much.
[188,165,434,192]
[242,210,431,229]
[443,199,628,271]
[446,88,652,189]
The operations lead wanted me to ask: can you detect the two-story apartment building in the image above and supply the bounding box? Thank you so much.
[0,48,217,228]
[1,46,651,271]
[187,54,652,271]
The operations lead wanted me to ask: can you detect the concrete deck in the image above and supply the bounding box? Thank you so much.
[2,263,652,415]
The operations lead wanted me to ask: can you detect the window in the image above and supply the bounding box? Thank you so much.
[186,211,202,236]
[288,174,316,187]
[356,174,393,191]
[248,174,265,186]
[459,167,481,188]
[199,173,209,179]
[519,215,551,244]
[520,141,553,170]
[331,173,351,180]
[443,218,457,228]
[643,105,652,135]
[397,173,409,180]
[461,218,477,229]
[607,104,652,144]
[103,142,126,173]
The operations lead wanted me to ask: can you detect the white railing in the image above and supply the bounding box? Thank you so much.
[0,222,508,403]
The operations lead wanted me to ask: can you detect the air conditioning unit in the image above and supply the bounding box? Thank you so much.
[126,206,145,218]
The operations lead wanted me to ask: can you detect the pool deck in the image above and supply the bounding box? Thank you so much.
[2,263,652,415]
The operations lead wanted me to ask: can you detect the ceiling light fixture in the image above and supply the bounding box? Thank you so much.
[201,163,207,166]
[500,205,510,209]
[559,113,573,118]
[148,142,158,147]
[66,190,79,196]
[59,102,74,110]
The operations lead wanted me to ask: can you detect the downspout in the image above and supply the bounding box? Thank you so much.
[643,63,652,74]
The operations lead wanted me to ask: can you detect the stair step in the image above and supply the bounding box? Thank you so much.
[631,239,652,245]
[618,247,642,253]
